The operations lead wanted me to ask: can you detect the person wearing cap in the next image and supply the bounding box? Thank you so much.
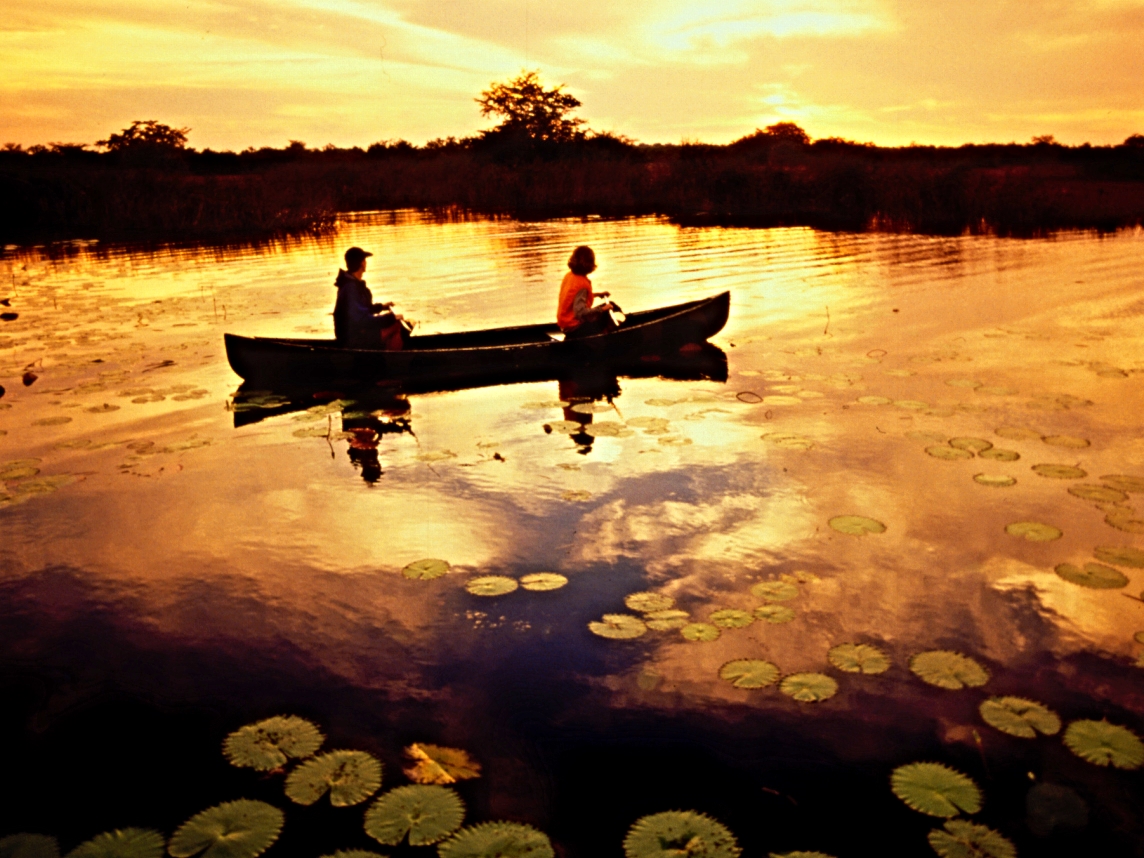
[333,247,408,350]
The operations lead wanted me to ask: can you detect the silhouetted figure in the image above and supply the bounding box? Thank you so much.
[340,395,413,483]
[333,246,409,350]
[556,246,617,339]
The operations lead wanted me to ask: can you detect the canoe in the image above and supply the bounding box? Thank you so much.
[225,291,729,386]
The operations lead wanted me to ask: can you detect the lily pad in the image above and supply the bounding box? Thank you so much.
[895,400,929,410]
[1043,435,1090,448]
[546,421,584,433]
[973,474,1016,488]
[66,830,164,858]
[754,605,796,624]
[658,436,693,446]
[32,416,72,426]
[1105,510,1144,534]
[827,643,890,674]
[588,614,647,639]
[1054,562,1128,589]
[1032,464,1086,479]
[403,559,450,580]
[1005,521,1062,542]
[1069,484,1128,503]
[926,446,974,461]
[403,743,481,784]
[0,834,59,858]
[950,438,992,453]
[995,425,1046,441]
[1100,474,1144,493]
[364,784,465,846]
[1062,720,1144,769]
[891,763,982,817]
[85,403,121,414]
[780,673,837,702]
[168,800,284,858]
[828,515,886,535]
[856,396,893,405]
[569,402,613,414]
[979,697,1061,738]
[751,580,798,601]
[1094,545,1144,568]
[927,820,1016,858]
[681,623,721,642]
[284,750,383,806]
[520,573,567,591]
[465,576,518,596]
[718,659,780,689]
[0,466,39,481]
[645,398,680,407]
[623,811,740,858]
[761,433,815,450]
[645,609,690,631]
[437,822,553,858]
[978,448,1019,462]
[625,592,674,613]
[520,401,568,409]
[584,422,631,437]
[909,651,989,689]
[710,609,754,628]
[223,715,324,771]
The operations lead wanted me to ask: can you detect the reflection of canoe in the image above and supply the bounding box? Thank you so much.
[225,291,729,385]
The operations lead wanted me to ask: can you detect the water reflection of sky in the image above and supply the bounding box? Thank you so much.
[2,215,1143,855]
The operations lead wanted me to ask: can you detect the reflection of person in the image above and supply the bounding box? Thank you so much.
[333,246,409,350]
[340,396,412,483]
[556,246,616,338]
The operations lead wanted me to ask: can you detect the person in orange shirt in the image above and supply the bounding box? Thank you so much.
[556,246,617,338]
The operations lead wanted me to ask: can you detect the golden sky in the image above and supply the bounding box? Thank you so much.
[3,0,1143,150]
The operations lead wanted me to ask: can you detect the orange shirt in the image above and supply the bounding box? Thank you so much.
[557,272,593,330]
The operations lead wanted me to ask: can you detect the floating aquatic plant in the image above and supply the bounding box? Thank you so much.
[891,763,981,817]
[364,784,465,846]
[589,614,647,639]
[857,395,893,405]
[168,800,284,858]
[926,447,974,461]
[65,829,164,858]
[1100,474,1144,493]
[978,448,1019,462]
[223,715,324,771]
[645,609,690,631]
[403,559,450,580]
[1053,562,1128,589]
[780,673,837,702]
[404,744,481,784]
[1094,545,1144,568]
[622,811,740,858]
[973,474,1016,488]
[284,750,382,806]
[1068,484,1128,503]
[1043,435,1089,448]
[546,421,584,433]
[1004,521,1062,542]
[751,581,798,601]
[927,820,1015,858]
[827,643,890,674]
[569,402,613,414]
[32,416,72,426]
[436,822,553,858]
[828,515,886,536]
[584,422,632,437]
[754,605,796,624]
[521,401,568,410]
[1031,464,1086,479]
[625,592,674,613]
[909,651,989,690]
[0,834,59,858]
[681,623,720,642]
[1104,510,1144,534]
[519,573,567,591]
[710,609,754,628]
[1062,719,1144,769]
[718,659,780,689]
[465,576,518,596]
[950,438,992,453]
[0,462,40,480]
[979,697,1060,738]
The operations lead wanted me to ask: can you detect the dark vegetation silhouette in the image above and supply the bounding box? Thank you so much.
[3,73,1144,243]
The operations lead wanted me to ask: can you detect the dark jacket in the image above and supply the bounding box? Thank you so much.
[333,270,396,348]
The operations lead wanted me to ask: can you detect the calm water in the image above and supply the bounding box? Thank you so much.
[2,213,1144,856]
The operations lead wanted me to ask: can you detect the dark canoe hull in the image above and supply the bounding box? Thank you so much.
[225,291,730,385]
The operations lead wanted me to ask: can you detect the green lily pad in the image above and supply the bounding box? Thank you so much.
[895,400,929,410]
[32,416,72,426]
[403,743,481,784]
[1069,484,1128,503]
[65,830,164,858]
[926,446,974,461]
[645,609,690,631]
[644,398,680,407]
[856,396,893,405]
[1094,545,1144,568]
[718,659,780,689]
[0,466,39,480]
[927,820,1016,858]
[1043,435,1090,448]
[364,784,465,846]
[710,609,754,628]
[909,651,989,689]
[978,448,1020,462]
[828,515,886,535]
[168,800,284,858]
[1054,562,1128,589]
[891,763,981,817]
[827,643,890,674]
[437,822,553,858]
[0,834,59,858]
[1063,720,1144,769]
[754,605,796,624]
[589,614,647,639]
[465,576,518,596]
[780,673,837,702]
[751,581,798,601]
[1032,464,1086,479]
[1005,521,1062,542]
[521,401,568,409]
[223,715,324,771]
[520,573,567,591]
[584,422,632,437]
[1100,474,1144,493]
[1105,510,1144,534]
[625,592,674,613]
[979,697,1061,738]
[569,402,613,414]
[284,750,383,806]
[973,474,1016,488]
[403,559,450,580]
[622,811,740,858]
[546,420,584,433]
[681,622,721,642]
[950,438,992,453]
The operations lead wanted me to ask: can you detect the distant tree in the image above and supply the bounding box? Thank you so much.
[97,120,190,152]
[732,122,811,148]
[1030,134,1057,146]
[285,140,307,154]
[476,71,586,143]
[1124,134,1144,148]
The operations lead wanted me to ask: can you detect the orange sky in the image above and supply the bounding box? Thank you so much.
[3,0,1144,150]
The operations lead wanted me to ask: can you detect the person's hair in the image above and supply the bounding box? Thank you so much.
[567,245,596,276]
[344,246,372,272]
